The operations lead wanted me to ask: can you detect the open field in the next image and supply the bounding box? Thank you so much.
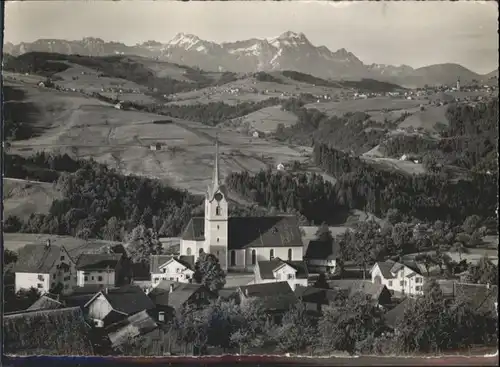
[361,154,427,175]
[222,105,298,134]
[2,232,121,259]
[398,104,449,132]
[3,178,62,221]
[304,97,425,116]
[6,83,317,195]
[166,75,343,106]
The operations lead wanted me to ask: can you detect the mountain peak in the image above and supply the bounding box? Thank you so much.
[169,33,201,46]
[278,31,307,40]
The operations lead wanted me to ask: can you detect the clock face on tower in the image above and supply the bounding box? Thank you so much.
[214,192,223,202]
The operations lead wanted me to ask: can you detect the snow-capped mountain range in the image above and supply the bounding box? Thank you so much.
[4,32,496,87]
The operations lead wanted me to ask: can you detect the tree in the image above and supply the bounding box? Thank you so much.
[3,215,23,232]
[193,252,226,292]
[272,302,316,354]
[203,298,242,352]
[351,220,384,279]
[126,225,163,265]
[103,216,122,241]
[4,249,18,266]
[318,292,385,355]
[230,297,269,354]
[466,256,498,285]
[315,223,333,242]
[391,222,414,256]
[462,215,482,235]
[385,208,402,225]
[173,303,210,355]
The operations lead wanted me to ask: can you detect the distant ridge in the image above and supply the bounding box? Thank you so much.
[3,33,495,88]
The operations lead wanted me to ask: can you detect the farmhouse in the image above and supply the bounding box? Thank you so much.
[13,240,77,294]
[75,253,123,288]
[253,258,309,290]
[179,139,304,272]
[84,285,155,328]
[370,260,425,297]
[238,282,298,319]
[149,254,195,286]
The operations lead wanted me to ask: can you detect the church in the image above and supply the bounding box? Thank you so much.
[180,139,304,272]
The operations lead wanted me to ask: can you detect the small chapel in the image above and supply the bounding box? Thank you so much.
[179,138,304,272]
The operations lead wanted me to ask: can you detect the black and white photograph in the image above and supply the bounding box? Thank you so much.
[1,0,498,365]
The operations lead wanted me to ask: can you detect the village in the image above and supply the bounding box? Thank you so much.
[3,140,498,357]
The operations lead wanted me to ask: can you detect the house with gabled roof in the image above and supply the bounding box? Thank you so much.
[84,284,155,328]
[304,239,339,274]
[75,253,123,287]
[150,254,195,287]
[13,240,77,294]
[254,258,309,290]
[147,280,215,321]
[105,309,159,350]
[179,138,304,272]
[295,285,349,314]
[328,279,393,307]
[238,281,298,316]
[370,260,425,297]
[3,307,94,356]
[27,293,64,311]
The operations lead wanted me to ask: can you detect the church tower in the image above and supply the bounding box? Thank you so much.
[204,136,229,271]
[456,77,461,91]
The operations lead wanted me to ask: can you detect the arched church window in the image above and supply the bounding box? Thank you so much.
[230,251,236,266]
[186,247,192,256]
[270,249,274,260]
[199,248,204,256]
[288,248,292,261]
[251,250,256,265]
[216,206,221,216]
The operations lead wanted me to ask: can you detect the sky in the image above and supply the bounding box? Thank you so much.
[3,1,498,74]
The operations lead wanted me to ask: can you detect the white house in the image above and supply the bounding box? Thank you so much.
[254,258,309,290]
[370,260,425,297]
[13,240,76,294]
[304,239,338,274]
[179,138,304,272]
[75,254,123,287]
[149,255,195,287]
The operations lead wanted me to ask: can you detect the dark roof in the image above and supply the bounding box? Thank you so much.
[181,217,205,241]
[374,260,396,279]
[27,294,64,311]
[149,255,195,273]
[257,258,309,280]
[12,244,71,273]
[106,310,159,349]
[76,253,122,271]
[305,239,339,260]
[384,298,416,329]
[328,279,390,302]
[239,281,298,311]
[218,287,238,300]
[86,285,155,315]
[3,307,94,355]
[229,216,303,249]
[295,286,348,305]
[148,280,204,310]
[182,216,303,249]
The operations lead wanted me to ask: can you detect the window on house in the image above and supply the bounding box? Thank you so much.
[270,249,274,260]
[162,268,166,273]
[287,248,292,261]
[60,256,65,261]
[217,238,219,242]
[416,277,422,283]
[199,248,204,255]
[84,276,89,281]
[154,278,159,283]
[37,283,43,289]
[251,250,256,265]
[158,311,165,322]
[186,274,191,279]
[186,247,192,256]
[216,206,221,215]
[230,251,236,266]
[91,276,95,280]
[400,281,404,286]
[416,286,422,291]
[53,274,56,279]
[38,275,44,281]
[217,225,219,230]
[388,281,393,286]
[98,276,103,282]
[287,274,294,280]
[176,268,180,273]
[170,277,174,281]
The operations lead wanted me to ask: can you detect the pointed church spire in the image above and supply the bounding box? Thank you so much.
[212,134,220,189]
